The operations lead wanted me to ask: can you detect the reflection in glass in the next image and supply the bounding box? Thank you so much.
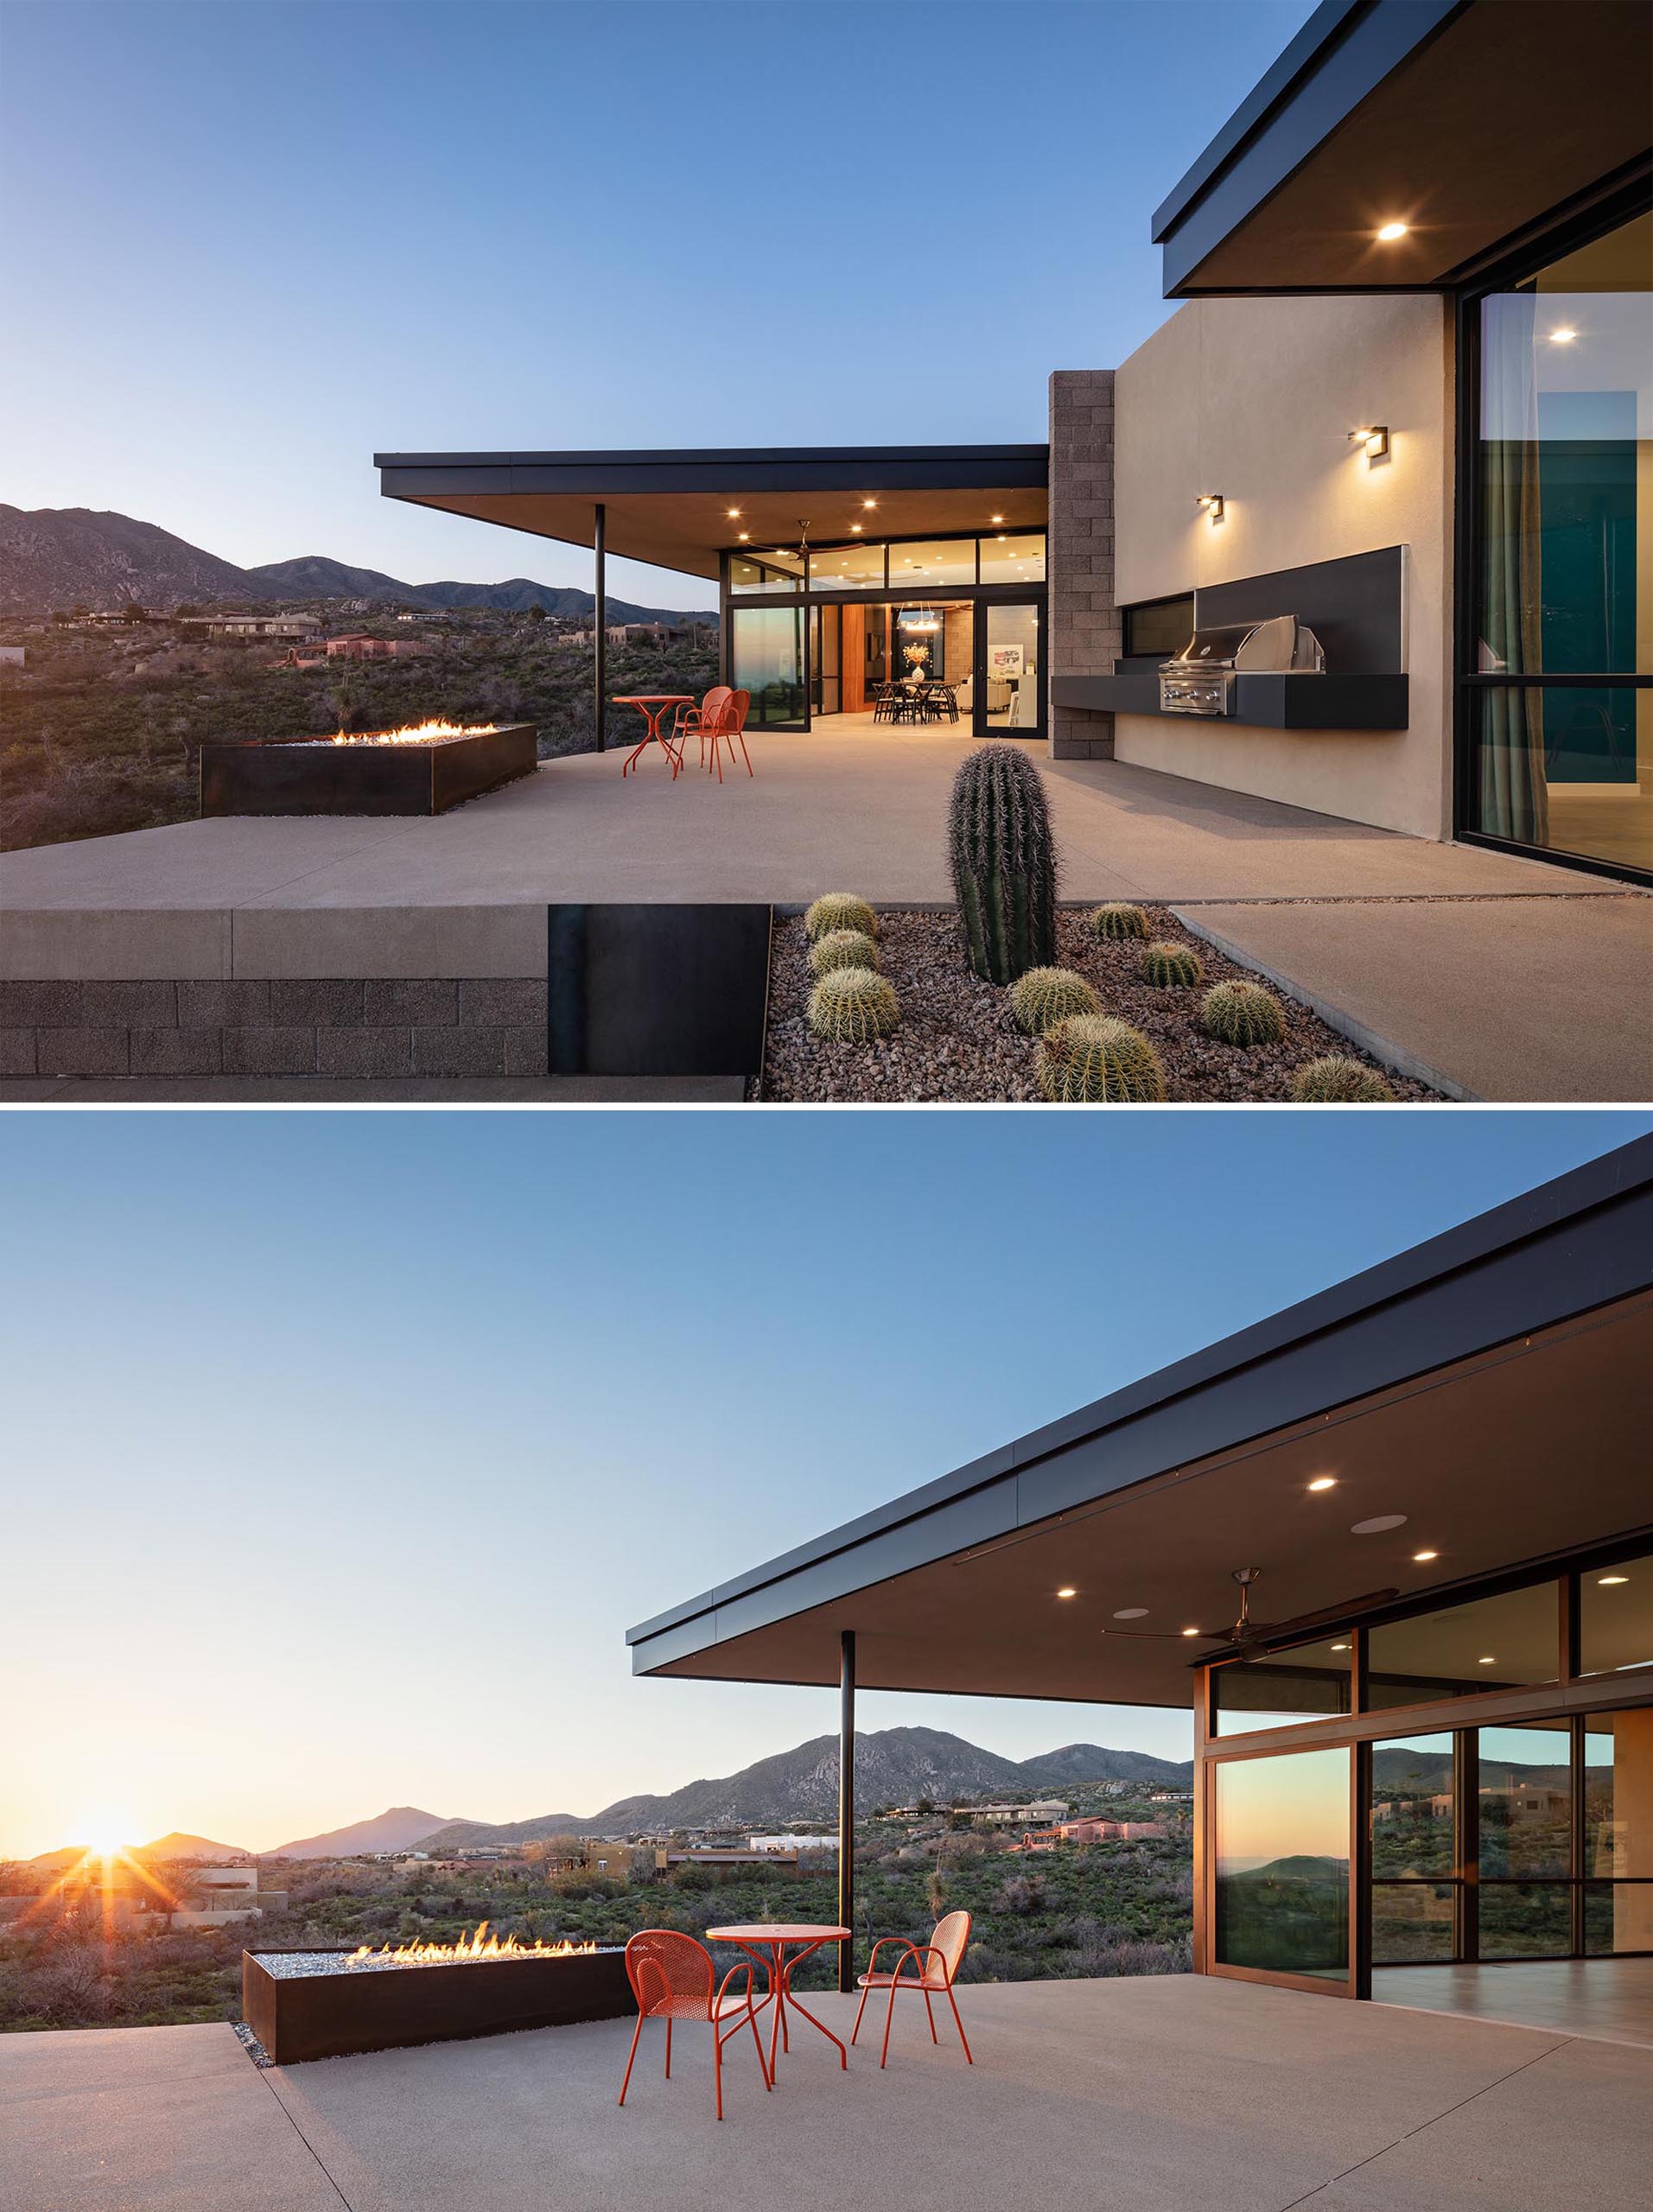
[890,539,976,588]
[809,542,886,591]
[1213,1637,1353,1737]
[977,532,1046,583]
[1470,208,1651,869]
[1586,1708,1653,1952]
[1480,1723,1571,1878]
[1214,1748,1349,1980]
[1123,594,1194,658]
[1373,1882,1456,1961]
[1371,1735,1455,1876]
[1478,1882,1571,1958]
[1580,1552,1653,1677]
[1584,1881,1653,1955]
[729,555,801,596]
[731,607,806,727]
[1366,1582,1558,1709]
[984,604,1041,730]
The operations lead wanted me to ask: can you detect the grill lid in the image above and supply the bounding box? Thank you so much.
[1163,613,1325,673]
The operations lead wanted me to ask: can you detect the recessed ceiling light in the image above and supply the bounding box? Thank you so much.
[1412,1549,1439,1562]
[1548,327,1578,345]
[1351,1514,1408,1535]
[990,513,1004,524]
[862,499,877,510]
[738,532,749,542]
[1330,1643,1351,1652]
[1599,1573,1629,1586]
[1376,220,1408,242]
[1056,1586,1078,1599]
[1478,1656,1496,1665]
[727,508,741,518]
[850,524,862,533]
[1113,1607,1148,1620]
[1180,1627,1200,1638]
[1307,1477,1337,1492]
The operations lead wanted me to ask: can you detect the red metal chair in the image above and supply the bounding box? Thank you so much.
[618,1929,772,2121]
[850,1910,973,2069]
[671,685,733,777]
[706,688,753,782]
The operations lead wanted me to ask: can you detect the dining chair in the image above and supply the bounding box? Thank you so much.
[850,1909,973,2068]
[619,1929,772,2121]
[706,688,753,781]
[672,685,733,775]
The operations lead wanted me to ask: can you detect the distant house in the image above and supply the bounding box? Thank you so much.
[0,645,22,666]
[954,1798,1070,1828]
[1015,1817,1167,1853]
[324,634,431,660]
[655,1847,802,1872]
[748,1834,836,1854]
[179,613,321,642]
[173,1866,288,1926]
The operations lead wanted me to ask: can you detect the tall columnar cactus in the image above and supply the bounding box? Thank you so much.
[810,927,879,978]
[1139,940,1204,988]
[1039,1015,1167,1103]
[1291,1055,1395,1103]
[1088,902,1149,943]
[807,966,900,1043]
[1202,979,1285,1047]
[1008,966,1100,1036]
[947,743,1057,983]
[804,893,878,944]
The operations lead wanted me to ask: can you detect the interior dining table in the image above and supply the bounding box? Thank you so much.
[613,694,694,778]
[705,1923,851,2076]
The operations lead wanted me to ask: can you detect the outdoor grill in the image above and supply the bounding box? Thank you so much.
[1158,614,1325,717]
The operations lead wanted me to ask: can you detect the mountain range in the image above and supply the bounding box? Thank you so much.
[29,1831,250,1868]
[0,505,715,623]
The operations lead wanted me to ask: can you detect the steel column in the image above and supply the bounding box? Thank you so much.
[838,1628,855,1992]
[594,502,607,753]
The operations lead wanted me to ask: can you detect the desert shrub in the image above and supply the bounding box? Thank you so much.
[804,893,877,943]
[947,742,1057,983]
[1008,965,1100,1035]
[1088,902,1148,941]
[1201,978,1284,1047]
[810,927,879,977]
[1291,1055,1395,1102]
[807,967,899,1043]
[1039,1015,1167,1103]
[1138,940,1204,988]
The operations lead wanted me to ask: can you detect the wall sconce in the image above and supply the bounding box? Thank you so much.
[1350,425,1389,462]
[1195,493,1225,524]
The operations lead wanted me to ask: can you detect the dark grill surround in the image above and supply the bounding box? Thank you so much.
[200,724,537,817]
[242,1947,633,2065]
[0,978,549,1080]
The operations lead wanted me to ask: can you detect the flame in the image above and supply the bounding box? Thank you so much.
[342,1921,598,1968]
[324,720,499,747]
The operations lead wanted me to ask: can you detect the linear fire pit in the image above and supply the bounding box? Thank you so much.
[200,721,537,817]
[243,1936,632,2064]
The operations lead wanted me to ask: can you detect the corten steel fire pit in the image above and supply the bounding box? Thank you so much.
[243,1936,632,2064]
[200,721,537,817]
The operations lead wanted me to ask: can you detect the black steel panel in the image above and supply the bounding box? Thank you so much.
[1052,673,1409,729]
[548,904,771,1077]
[1195,549,1406,674]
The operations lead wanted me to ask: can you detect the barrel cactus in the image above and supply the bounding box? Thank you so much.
[1202,979,1285,1047]
[947,743,1057,983]
[810,927,879,978]
[1089,902,1149,943]
[1038,1014,1167,1103]
[1008,965,1100,1036]
[1291,1055,1395,1103]
[804,893,877,944]
[807,966,900,1043]
[1139,939,1204,988]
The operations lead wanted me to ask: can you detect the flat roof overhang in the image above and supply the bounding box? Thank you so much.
[1154,0,1653,297]
[375,445,1049,582]
[627,1138,1653,1710]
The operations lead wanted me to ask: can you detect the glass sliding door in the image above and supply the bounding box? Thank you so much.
[731,605,806,729]
[982,603,1042,735]
[1370,1733,1459,1962]
[1213,1746,1351,1985]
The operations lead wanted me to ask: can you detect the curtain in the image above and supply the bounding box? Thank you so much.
[1478,294,1549,844]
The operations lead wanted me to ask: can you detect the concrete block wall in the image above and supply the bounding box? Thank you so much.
[1047,369,1119,761]
[0,978,549,1081]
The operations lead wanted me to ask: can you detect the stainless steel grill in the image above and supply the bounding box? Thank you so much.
[1159,613,1325,716]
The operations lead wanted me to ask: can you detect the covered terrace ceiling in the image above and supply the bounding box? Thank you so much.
[376,445,1049,582]
[627,1143,1653,1712]
[1154,0,1653,296]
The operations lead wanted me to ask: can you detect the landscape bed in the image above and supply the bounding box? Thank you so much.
[760,908,1438,1103]
[199,721,537,817]
[242,1942,632,2064]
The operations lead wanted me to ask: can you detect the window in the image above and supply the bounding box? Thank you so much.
[1583,1708,1653,1955]
[890,539,976,588]
[1366,1581,1559,1710]
[1123,594,1194,658]
[1212,1636,1353,1736]
[1465,206,1651,877]
[809,542,886,592]
[730,556,801,596]
[1370,1732,1457,1961]
[1580,1550,1653,1678]
[978,532,1046,584]
[1213,1747,1350,1980]
[731,607,805,727]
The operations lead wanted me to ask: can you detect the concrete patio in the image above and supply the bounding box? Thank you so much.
[3,1974,1650,2212]
[2,732,1647,1101]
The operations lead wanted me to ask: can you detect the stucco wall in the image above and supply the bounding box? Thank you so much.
[1112,294,1453,839]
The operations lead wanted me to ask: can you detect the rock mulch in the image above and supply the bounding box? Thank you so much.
[760,906,1439,1103]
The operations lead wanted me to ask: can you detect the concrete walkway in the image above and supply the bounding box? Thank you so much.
[3,1977,1649,2212]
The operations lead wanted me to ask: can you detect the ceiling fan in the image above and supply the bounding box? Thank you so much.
[1098,1567,1400,1663]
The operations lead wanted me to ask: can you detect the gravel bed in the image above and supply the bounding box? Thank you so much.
[760,906,1439,1103]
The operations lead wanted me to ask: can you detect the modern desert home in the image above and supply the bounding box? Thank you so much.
[626,1137,1652,2034]
[378,0,1650,884]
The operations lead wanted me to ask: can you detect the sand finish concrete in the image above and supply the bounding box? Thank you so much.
[3,1977,1649,2212]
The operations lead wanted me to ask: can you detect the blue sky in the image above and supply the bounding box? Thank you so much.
[2,1109,1645,1858]
[0,0,1315,609]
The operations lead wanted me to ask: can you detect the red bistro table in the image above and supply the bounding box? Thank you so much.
[613,694,695,778]
[706,1923,850,2076]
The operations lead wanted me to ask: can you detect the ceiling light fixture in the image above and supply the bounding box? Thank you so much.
[1412,1549,1439,1562]
[1057,1586,1078,1599]
[1478,1656,1496,1665]
[990,513,1005,524]
[1113,1607,1148,1621]
[727,507,741,518]
[862,499,878,510]
[1352,1514,1408,1535]
[1180,1627,1200,1638]
[1376,220,1408,242]
[1599,1573,1629,1586]
[850,524,862,533]
[1330,1643,1351,1652]
[1548,327,1578,345]
[738,532,749,542]
[1307,1477,1338,1493]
